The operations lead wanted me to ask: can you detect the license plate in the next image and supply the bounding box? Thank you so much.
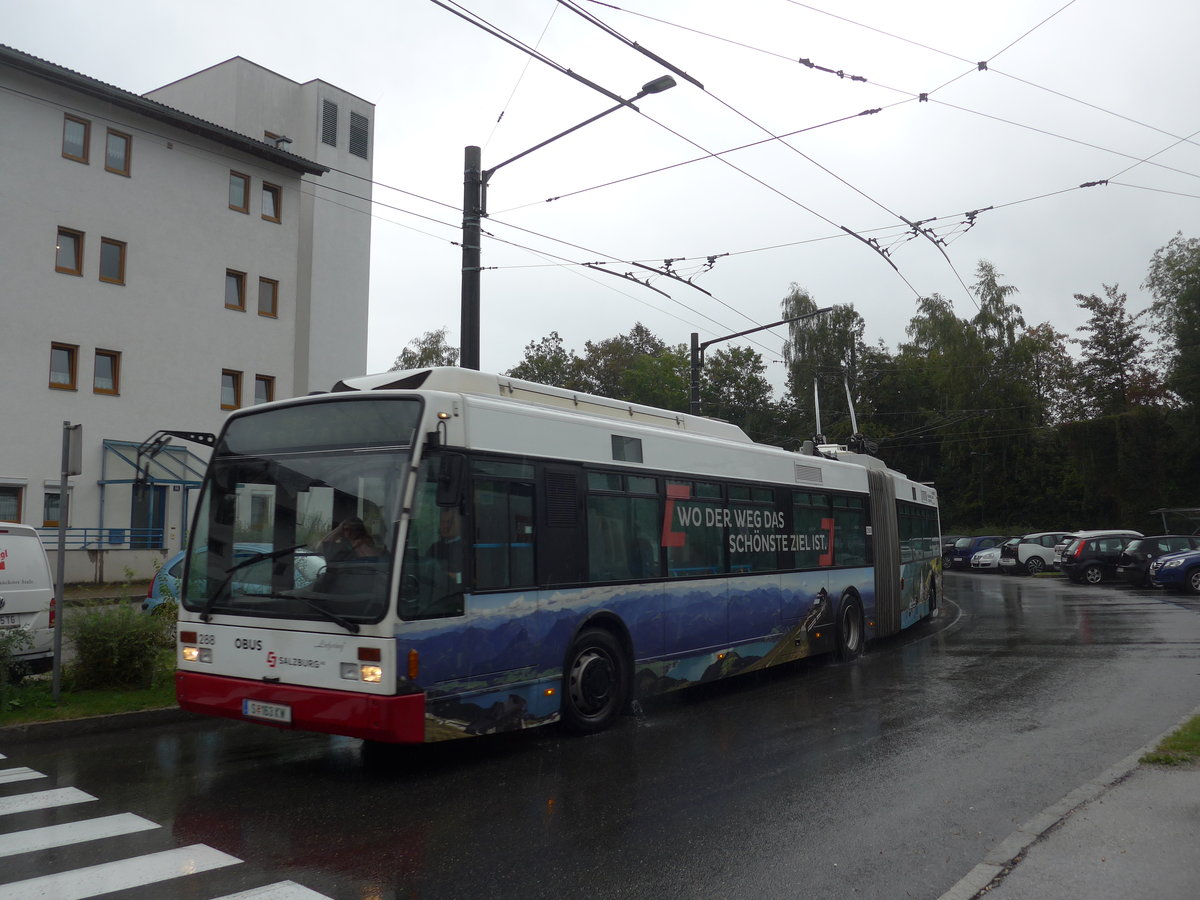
[0,614,19,627]
[242,699,292,723]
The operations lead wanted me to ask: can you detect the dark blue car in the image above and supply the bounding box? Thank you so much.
[947,535,1006,570]
[1149,548,1200,594]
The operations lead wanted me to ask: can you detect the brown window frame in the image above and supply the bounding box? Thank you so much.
[62,115,90,163]
[0,486,23,524]
[228,171,250,213]
[55,228,84,276]
[93,349,121,396]
[225,269,246,311]
[104,128,132,176]
[257,277,279,317]
[221,369,243,410]
[254,374,276,405]
[261,182,282,223]
[50,342,79,391]
[99,238,127,285]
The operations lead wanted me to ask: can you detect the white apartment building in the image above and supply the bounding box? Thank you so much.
[0,45,374,580]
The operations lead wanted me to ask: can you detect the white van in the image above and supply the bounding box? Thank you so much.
[0,523,55,674]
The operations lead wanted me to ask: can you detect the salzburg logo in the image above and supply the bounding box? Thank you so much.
[266,651,277,668]
[0,548,7,570]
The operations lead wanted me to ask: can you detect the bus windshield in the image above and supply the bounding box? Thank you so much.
[182,398,421,626]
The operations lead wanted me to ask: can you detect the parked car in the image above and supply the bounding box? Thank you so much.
[1059,531,1143,585]
[144,543,325,611]
[999,531,1078,575]
[941,535,967,560]
[947,535,1006,570]
[970,542,1008,572]
[1052,530,1140,569]
[1149,548,1200,594]
[1116,535,1200,586]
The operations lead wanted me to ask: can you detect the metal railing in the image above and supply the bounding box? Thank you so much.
[37,527,165,550]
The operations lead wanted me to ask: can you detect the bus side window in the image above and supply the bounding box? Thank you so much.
[473,476,535,590]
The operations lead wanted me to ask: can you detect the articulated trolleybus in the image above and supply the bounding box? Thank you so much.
[176,368,940,742]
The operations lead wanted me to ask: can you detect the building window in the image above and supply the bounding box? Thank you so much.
[99,238,126,284]
[225,270,246,310]
[50,343,78,390]
[105,129,131,175]
[261,183,281,222]
[62,115,90,163]
[255,375,275,405]
[221,369,242,410]
[94,350,121,395]
[43,490,65,528]
[257,277,278,317]
[321,99,338,146]
[0,486,22,523]
[349,112,369,159]
[55,228,84,275]
[229,171,250,212]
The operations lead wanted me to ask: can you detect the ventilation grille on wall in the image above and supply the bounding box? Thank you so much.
[321,99,338,147]
[349,112,369,159]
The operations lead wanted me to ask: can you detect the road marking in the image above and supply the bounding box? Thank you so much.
[0,813,159,859]
[0,767,44,785]
[214,881,335,899]
[0,788,96,817]
[0,843,241,899]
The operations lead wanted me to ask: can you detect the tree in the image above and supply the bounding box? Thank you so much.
[1072,285,1156,416]
[1144,233,1200,407]
[700,345,775,440]
[505,331,587,389]
[971,260,1025,352]
[779,284,867,440]
[390,327,459,370]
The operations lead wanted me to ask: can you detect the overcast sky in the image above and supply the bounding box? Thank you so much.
[8,0,1199,395]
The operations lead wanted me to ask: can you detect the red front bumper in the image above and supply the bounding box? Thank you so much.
[176,671,426,743]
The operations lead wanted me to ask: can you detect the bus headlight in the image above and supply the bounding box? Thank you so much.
[182,646,211,663]
[361,665,383,683]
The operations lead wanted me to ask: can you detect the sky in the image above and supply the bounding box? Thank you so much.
[7,0,1199,396]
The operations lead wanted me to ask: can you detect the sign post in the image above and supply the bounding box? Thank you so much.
[52,422,82,700]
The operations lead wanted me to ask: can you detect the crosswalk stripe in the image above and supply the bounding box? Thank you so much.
[0,788,96,817]
[0,767,44,785]
[0,843,241,899]
[213,881,334,899]
[0,813,159,859]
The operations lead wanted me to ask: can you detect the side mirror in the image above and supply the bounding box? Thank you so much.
[436,453,465,508]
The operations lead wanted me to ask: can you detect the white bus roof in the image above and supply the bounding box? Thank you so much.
[334,367,754,442]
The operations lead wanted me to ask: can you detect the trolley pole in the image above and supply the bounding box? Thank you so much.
[460,146,482,371]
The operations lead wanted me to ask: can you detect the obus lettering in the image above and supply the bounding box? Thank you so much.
[234,638,263,651]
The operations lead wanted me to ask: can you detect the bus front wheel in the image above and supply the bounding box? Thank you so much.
[835,595,864,662]
[562,628,630,734]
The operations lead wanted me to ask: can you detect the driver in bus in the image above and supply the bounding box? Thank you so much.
[318,517,379,562]
[430,508,464,586]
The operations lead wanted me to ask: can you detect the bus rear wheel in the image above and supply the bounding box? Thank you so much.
[835,595,864,662]
[562,628,630,734]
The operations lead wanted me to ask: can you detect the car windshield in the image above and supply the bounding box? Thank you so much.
[182,397,421,625]
[954,538,972,549]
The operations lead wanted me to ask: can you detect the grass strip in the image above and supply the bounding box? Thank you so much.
[1141,714,1200,766]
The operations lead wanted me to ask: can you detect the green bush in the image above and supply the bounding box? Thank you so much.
[66,605,172,690]
[1,627,35,704]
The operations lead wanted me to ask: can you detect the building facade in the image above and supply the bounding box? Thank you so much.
[0,45,374,578]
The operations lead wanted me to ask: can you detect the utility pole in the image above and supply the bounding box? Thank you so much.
[460,146,482,371]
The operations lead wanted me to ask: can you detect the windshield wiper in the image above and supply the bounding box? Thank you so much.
[199,543,309,622]
[289,595,360,633]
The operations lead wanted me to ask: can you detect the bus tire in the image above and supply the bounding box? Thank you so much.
[835,594,864,662]
[562,627,630,735]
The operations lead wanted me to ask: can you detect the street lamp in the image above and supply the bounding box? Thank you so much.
[689,308,833,415]
[460,76,677,370]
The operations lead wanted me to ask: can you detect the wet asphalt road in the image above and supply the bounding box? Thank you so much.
[4,571,1200,899]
